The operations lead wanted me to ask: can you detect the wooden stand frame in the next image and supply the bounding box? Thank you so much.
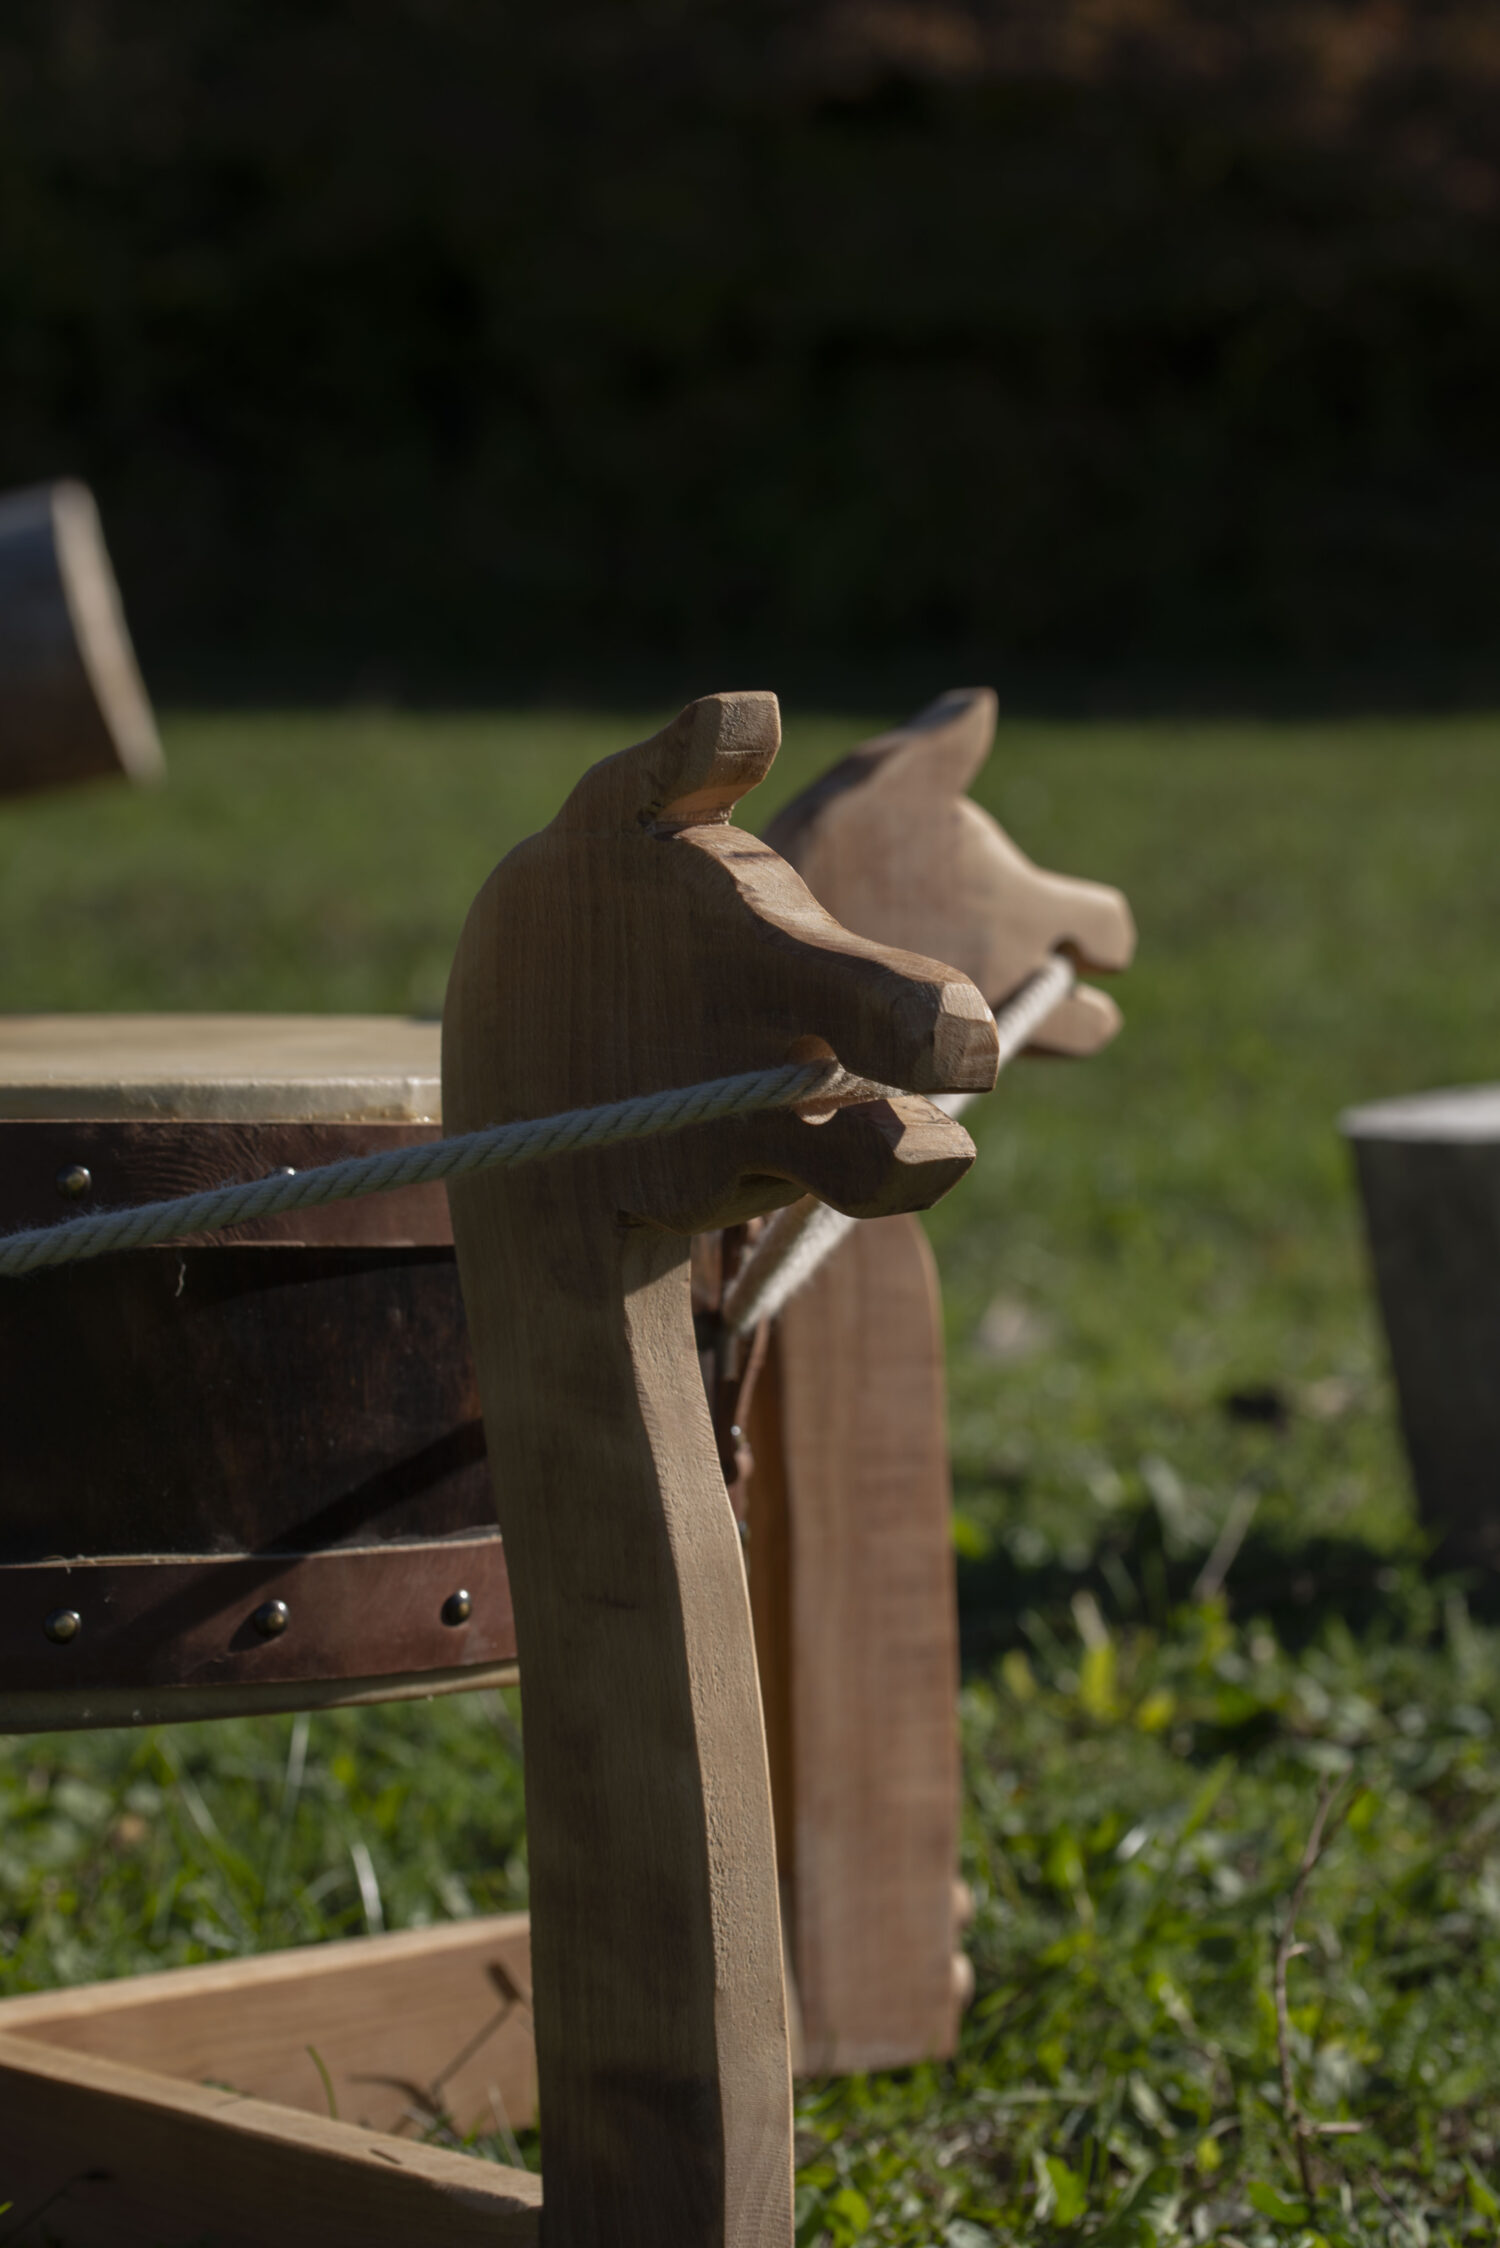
[0,691,1136,2241]
[0,1921,540,2244]
[0,2030,541,2248]
[0,695,995,2247]
[0,1915,537,2140]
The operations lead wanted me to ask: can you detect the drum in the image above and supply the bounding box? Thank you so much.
[0,1016,516,1731]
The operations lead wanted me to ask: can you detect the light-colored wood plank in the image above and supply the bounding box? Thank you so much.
[0,2029,540,2248]
[443,692,994,2247]
[0,1914,536,2141]
[749,1215,961,2072]
[0,1013,441,1122]
[752,687,1135,2069]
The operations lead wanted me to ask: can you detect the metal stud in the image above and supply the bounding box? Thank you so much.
[252,1598,290,1639]
[56,1164,92,1199]
[442,1589,473,1627]
[43,1608,81,1644]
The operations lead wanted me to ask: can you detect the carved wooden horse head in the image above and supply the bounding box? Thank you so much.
[765,685,1135,1053]
[442,692,996,2247]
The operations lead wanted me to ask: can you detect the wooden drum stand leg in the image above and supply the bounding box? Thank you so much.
[748,688,1135,2072]
[443,690,993,2245]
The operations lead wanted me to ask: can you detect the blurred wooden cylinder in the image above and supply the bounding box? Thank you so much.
[0,479,164,797]
[1343,1086,1500,1568]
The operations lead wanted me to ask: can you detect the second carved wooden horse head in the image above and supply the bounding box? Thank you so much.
[765,685,1135,1055]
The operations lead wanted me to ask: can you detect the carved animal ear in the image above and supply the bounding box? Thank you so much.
[557,692,781,834]
[856,686,996,797]
[761,687,997,866]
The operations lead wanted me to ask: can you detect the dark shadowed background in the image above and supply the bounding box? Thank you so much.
[4,0,1499,706]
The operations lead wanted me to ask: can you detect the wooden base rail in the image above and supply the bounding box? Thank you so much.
[0,2031,540,2248]
[0,1915,537,2143]
[0,1903,841,2150]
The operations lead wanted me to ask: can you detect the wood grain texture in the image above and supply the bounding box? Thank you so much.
[0,1013,440,1122]
[747,1215,959,2071]
[0,2030,540,2247]
[752,687,1135,2069]
[0,481,163,799]
[0,1915,537,2141]
[0,1246,488,1567]
[443,691,996,2248]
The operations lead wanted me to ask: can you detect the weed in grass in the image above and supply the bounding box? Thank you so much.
[0,1692,529,1995]
[785,1583,1500,2241]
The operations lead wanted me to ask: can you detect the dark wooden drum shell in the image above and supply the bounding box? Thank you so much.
[0,1023,519,1729]
[0,1243,490,1563]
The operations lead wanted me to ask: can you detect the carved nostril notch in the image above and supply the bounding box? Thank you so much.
[891,978,998,1095]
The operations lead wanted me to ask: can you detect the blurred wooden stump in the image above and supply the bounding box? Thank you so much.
[0,480,164,800]
[1343,1086,1500,1569]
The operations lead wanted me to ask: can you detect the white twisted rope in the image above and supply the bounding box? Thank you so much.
[0,954,1077,1286]
[0,1061,842,1279]
[720,953,1076,1334]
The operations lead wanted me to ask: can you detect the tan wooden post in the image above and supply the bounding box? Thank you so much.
[443,690,996,2245]
[749,687,1134,2071]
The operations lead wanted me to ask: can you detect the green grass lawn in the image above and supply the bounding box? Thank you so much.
[3,706,1500,2244]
